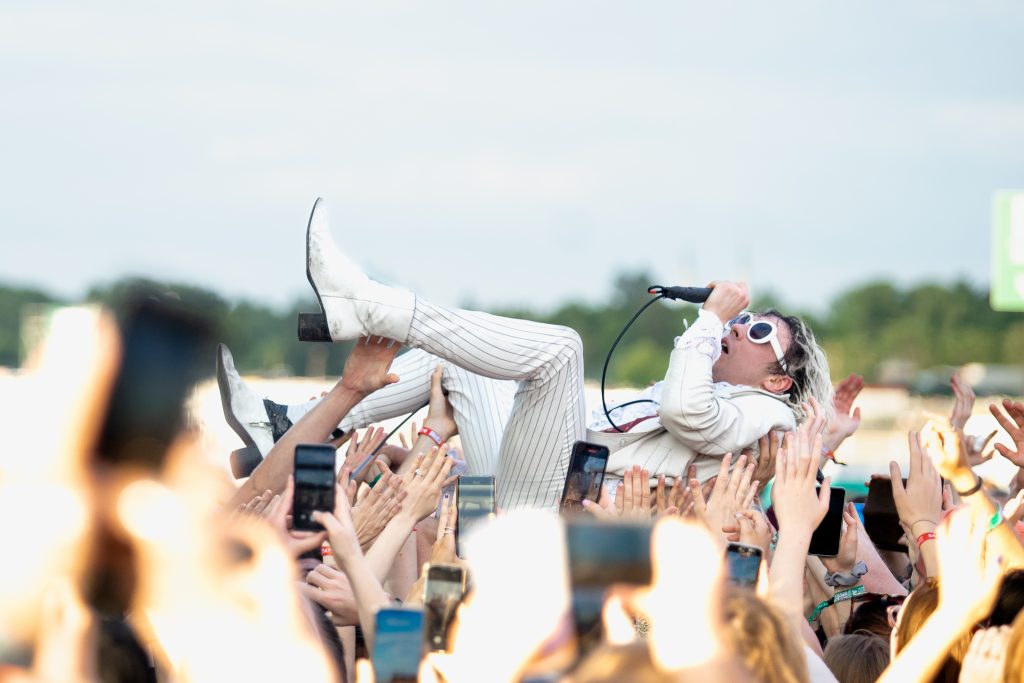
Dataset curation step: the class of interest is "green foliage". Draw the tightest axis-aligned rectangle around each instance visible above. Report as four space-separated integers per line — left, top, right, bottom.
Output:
0 274 1020 385
0 283 61 366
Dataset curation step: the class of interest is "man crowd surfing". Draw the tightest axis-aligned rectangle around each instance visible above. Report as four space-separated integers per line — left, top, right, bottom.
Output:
3 198 1024 683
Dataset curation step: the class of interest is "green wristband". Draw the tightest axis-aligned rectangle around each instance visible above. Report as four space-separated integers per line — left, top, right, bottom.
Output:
808 585 866 624
989 509 1005 532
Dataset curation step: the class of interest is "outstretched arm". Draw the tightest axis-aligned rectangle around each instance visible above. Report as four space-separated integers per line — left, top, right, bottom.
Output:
229 336 401 508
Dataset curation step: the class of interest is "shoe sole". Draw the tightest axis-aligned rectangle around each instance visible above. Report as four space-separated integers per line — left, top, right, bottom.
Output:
298 198 334 342
216 344 258 449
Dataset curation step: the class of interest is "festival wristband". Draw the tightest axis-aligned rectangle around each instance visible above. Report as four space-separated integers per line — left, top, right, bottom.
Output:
418 426 444 446
988 509 1005 532
808 585 866 624
916 531 936 547
955 474 983 497
368 472 383 489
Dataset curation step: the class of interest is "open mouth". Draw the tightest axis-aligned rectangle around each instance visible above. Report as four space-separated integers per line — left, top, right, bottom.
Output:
721 339 729 354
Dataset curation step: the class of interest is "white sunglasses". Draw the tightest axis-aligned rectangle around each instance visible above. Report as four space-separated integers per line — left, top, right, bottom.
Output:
726 312 789 373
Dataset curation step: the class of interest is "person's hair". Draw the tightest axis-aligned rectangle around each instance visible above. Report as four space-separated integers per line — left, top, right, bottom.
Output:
758 309 834 424
988 568 1024 627
570 642 697 683
894 580 970 683
823 632 889 683
844 598 897 641
720 587 810 683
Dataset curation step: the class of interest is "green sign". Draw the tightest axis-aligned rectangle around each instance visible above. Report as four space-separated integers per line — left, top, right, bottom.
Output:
992 190 1024 311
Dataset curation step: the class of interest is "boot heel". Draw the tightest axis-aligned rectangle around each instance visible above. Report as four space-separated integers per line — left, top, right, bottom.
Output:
297 312 332 341
229 445 264 479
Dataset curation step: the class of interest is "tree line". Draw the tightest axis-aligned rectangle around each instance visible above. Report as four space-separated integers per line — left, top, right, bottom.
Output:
1 274 1021 391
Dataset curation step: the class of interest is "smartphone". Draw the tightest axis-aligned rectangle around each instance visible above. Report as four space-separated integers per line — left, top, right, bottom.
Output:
292 444 337 531
423 563 467 652
566 518 652 656
808 487 846 557
455 476 496 558
863 477 909 552
559 441 610 514
373 607 425 683
725 542 763 588
96 297 215 469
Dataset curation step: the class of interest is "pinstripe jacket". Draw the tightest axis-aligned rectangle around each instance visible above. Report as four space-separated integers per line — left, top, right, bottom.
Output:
592 311 797 485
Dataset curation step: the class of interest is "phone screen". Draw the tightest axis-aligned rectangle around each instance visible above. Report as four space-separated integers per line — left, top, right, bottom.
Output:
808 487 846 557
725 543 762 588
566 519 652 656
456 476 495 558
96 297 214 469
863 478 909 552
423 564 466 652
373 607 425 683
559 441 610 514
292 444 336 531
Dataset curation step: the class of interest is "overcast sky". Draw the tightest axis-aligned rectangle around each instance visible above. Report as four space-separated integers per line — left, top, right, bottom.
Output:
2 1 1023 314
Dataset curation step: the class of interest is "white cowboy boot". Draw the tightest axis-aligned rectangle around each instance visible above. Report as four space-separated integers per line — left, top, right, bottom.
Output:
298 198 415 343
217 344 277 472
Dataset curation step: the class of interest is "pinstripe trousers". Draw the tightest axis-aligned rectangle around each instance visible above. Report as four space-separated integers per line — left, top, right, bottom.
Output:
290 300 586 510
406 299 586 511
287 348 517 478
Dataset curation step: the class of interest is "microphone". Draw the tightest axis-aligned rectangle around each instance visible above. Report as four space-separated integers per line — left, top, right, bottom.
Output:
647 285 713 303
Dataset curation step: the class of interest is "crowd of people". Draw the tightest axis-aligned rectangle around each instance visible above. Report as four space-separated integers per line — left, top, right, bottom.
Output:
3 198 1024 683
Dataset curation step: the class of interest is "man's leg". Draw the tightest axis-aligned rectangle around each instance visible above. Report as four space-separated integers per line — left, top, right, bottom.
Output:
284 349 516 476
407 300 586 511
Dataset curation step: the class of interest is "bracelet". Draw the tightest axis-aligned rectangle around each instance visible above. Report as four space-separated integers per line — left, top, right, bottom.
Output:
418 426 444 446
368 472 383 489
824 561 868 588
808 585 866 623
988 509 1004 532
916 531 936 547
956 474 984 497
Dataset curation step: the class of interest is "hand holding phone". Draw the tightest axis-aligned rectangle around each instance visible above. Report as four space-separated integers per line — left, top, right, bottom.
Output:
566 518 652 657
559 441 610 514
293 444 337 531
373 607 425 683
423 563 467 652
725 542 762 588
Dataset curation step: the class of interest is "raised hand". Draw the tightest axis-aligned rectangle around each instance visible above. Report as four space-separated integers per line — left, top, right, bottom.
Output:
423 364 458 441
890 432 943 540
339 335 401 396
341 426 388 480
958 626 1011 683
691 453 758 543
822 502 860 575
402 447 455 522
723 508 773 555
770 426 831 539
950 373 975 431
935 508 1005 625
584 467 653 520
990 399 1024 467
301 564 360 627
617 465 653 520
351 459 406 549
267 475 328 558
825 373 863 448
747 430 783 494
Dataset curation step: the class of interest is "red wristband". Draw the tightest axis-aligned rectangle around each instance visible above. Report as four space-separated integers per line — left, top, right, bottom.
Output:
418 426 443 446
916 531 936 547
